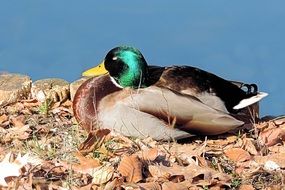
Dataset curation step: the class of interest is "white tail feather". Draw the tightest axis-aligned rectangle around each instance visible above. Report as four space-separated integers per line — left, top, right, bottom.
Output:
233 92 268 110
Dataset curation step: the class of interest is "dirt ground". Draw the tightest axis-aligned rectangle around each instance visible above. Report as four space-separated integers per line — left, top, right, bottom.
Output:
0 99 284 190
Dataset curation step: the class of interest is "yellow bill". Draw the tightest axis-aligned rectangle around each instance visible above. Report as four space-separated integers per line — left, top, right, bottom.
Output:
82 61 108 77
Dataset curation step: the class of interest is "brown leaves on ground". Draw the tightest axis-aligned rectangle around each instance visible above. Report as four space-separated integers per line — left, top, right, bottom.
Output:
258 117 285 146
79 129 111 154
65 152 101 174
118 155 143 183
1 99 285 189
140 148 159 161
0 114 8 125
0 152 41 187
224 148 251 162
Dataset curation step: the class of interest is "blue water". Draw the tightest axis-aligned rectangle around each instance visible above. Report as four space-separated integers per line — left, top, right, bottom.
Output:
0 1 284 116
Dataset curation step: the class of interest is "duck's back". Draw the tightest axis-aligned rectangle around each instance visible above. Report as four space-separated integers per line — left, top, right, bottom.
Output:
147 65 252 113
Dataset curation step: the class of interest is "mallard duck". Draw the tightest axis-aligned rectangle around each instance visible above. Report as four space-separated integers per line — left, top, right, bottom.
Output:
73 46 268 140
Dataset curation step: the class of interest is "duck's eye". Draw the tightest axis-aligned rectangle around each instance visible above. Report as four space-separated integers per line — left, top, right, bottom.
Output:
112 57 118 60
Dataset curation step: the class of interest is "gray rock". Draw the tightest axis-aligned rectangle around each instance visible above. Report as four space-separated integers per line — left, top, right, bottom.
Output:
0 73 32 107
70 77 89 101
31 78 70 103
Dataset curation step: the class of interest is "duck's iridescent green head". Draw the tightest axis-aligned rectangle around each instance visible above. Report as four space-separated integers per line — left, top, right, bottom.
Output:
83 46 149 88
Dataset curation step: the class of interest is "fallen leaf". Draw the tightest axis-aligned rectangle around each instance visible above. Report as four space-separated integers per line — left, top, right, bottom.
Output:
140 148 159 161
255 121 269 130
170 144 200 157
0 153 30 187
0 114 8 125
51 106 72 115
273 116 285 126
61 99 73 107
11 115 25 127
226 135 238 143
259 128 285 146
242 138 258 155
2 125 31 142
169 144 205 165
104 178 122 190
21 99 40 107
138 182 161 190
117 155 143 183
71 152 101 174
79 129 111 154
148 163 202 181
148 165 172 179
234 160 259 175
191 167 231 187
224 148 251 162
268 145 285 153
51 101 61 109
161 181 189 190
92 165 114 185
254 153 285 168
239 184 255 190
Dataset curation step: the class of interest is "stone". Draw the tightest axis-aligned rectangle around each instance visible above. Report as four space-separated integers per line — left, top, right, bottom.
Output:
70 77 89 101
0 73 32 107
31 78 70 103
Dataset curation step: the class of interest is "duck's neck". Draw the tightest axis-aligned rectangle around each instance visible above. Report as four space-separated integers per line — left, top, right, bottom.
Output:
113 66 149 89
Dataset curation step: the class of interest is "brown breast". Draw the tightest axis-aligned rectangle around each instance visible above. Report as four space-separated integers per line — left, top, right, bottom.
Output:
73 75 121 132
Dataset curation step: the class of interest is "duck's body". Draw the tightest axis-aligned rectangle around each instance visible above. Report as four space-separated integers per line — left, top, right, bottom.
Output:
73 46 267 140
145 65 256 113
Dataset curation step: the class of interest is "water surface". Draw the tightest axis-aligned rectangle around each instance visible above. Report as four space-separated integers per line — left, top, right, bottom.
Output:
1 1 284 116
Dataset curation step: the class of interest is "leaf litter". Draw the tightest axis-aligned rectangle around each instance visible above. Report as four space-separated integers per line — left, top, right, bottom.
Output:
0 99 285 189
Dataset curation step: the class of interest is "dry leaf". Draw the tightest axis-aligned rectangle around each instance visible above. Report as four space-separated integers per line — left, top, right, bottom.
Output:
0 114 8 125
170 144 200 157
3 125 31 142
254 153 285 168
61 99 73 107
148 163 201 181
268 145 285 153
92 165 114 185
11 115 25 127
117 155 143 183
51 105 72 115
255 121 269 130
71 152 101 174
21 99 40 107
148 165 171 179
0 153 30 187
273 116 285 126
169 144 205 165
79 129 111 154
224 148 251 162
104 178 122 190
162 181 188 190
138 182 161 190
242 138 258 155
259 128 285 146
191 167 231 187
226 135 238 143
141 148 159 161
239 184 255 190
